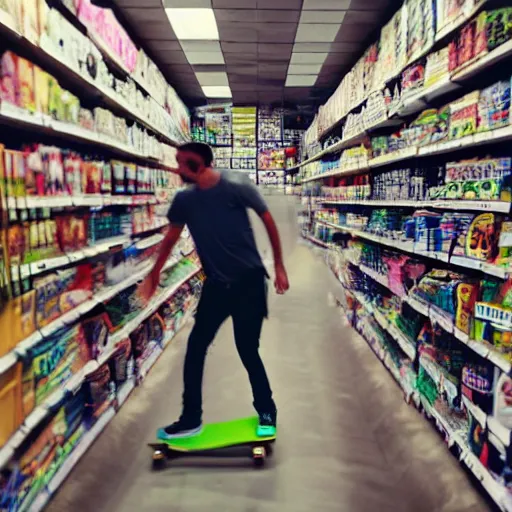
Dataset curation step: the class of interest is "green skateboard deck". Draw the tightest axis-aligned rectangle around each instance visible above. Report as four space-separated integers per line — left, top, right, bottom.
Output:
149 416 276 467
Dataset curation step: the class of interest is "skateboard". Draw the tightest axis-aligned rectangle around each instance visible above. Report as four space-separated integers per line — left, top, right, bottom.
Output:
148 416 276 469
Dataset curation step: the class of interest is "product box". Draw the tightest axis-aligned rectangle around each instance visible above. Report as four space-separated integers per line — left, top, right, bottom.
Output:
0 362 23 447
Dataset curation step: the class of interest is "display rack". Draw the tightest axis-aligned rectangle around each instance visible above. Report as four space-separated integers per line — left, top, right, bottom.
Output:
0 1 200 510
300 2 512 510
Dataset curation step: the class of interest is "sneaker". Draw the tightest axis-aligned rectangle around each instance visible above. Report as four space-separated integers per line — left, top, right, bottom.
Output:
156 418 202 440
257 412 277 437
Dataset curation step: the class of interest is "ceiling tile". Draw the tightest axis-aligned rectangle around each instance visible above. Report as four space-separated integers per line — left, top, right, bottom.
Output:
221 42 257 54
322 53 352 66
215 9 258 22
334 22 374 41
146 40 182 51
212 0 256 7
293 42 332 52
257 9 300 22
288 63 323 74
226 65 258 76
285 75 317 86
195 71 230 86
302 0 351 8
290 52 328 64
192 64 227 73
180 41 222 52
218 25 258 42
258 63 287 73
256 84 282 92
158 51 190 64
257 53 289 64
224 54 254 66
330 41 362 52
163 0 212 6
343 10 382 23
230 83 258 91
123 8 165 22
257 0 302 8
349 0 392 9
185 51 226 64
116 0 162 6
319 64 347 77
161 63 195 74
232 92 259 104
294 24 340 42
229 74 258 84
299 11 346 23
258 43 293 55
135 22 177 40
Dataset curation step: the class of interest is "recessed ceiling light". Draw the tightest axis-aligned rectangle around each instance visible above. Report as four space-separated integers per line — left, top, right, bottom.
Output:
202 86 232 98
165 8 219 40
294 23 340 43
285 75 317 87
195 72 229 86
288 64 323 74
290 52 328 64
302 0 350 9
185 51 225 65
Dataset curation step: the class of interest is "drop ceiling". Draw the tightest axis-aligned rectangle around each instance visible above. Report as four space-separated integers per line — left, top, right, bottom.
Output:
114 0 399 107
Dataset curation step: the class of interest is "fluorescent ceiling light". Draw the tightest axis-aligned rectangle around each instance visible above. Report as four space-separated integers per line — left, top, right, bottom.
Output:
288 63 323 74
165 0 212 6
302 0 350 9
202 86 232 97
195 71 229 86
285 75 317 87
294 24 340 43
300 11 346 23
290 52 328 64
180 41 222 52
165 8 219 40
293 43 332 52
185 51 225 64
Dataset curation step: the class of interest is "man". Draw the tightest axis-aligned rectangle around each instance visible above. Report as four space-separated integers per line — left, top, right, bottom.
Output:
141 142 289 439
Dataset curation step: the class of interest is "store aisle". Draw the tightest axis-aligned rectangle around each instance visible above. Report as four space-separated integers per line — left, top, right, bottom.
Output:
46 195 490 512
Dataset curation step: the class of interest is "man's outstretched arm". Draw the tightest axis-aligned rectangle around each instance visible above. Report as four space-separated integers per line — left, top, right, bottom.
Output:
260 211 289 295
140 224 184 300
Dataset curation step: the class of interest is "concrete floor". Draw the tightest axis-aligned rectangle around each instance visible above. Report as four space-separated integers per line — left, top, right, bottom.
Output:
46 195 491 512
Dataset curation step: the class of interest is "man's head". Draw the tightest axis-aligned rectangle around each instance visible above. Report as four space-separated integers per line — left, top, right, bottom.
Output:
177 142 214 184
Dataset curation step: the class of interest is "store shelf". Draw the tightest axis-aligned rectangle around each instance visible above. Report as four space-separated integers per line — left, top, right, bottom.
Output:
105 265 201 354
302 233 330 248
0 15 181 147
316 1 492 143
321 198 511 214
435 0 487 42
0 102 162 163
0 266 199 474
16 223 166 280
346 256 512 375
316 219 510 280
1 252 183 379
301 161 370 183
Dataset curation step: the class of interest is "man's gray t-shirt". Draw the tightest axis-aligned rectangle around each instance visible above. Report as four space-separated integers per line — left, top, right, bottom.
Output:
167 172 268 283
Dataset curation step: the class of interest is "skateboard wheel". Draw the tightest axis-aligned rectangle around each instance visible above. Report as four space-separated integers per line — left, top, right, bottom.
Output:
153 450 165 461
152 450 166 470
252 446 266 467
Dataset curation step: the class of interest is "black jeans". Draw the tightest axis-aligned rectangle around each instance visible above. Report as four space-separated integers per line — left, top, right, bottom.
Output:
181 269 276 422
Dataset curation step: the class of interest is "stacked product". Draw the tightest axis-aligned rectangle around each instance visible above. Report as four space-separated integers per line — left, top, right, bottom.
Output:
0 0 201 510
299 0 512 507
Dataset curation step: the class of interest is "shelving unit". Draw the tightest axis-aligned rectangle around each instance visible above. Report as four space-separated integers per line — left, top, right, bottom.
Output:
0 2 201 510
299 2 512 510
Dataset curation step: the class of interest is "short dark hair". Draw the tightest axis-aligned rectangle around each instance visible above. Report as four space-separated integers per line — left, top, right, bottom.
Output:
178 142 214 167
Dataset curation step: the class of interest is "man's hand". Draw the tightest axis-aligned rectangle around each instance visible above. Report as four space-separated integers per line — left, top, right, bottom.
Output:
274 263 289 295
139 268 160 302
